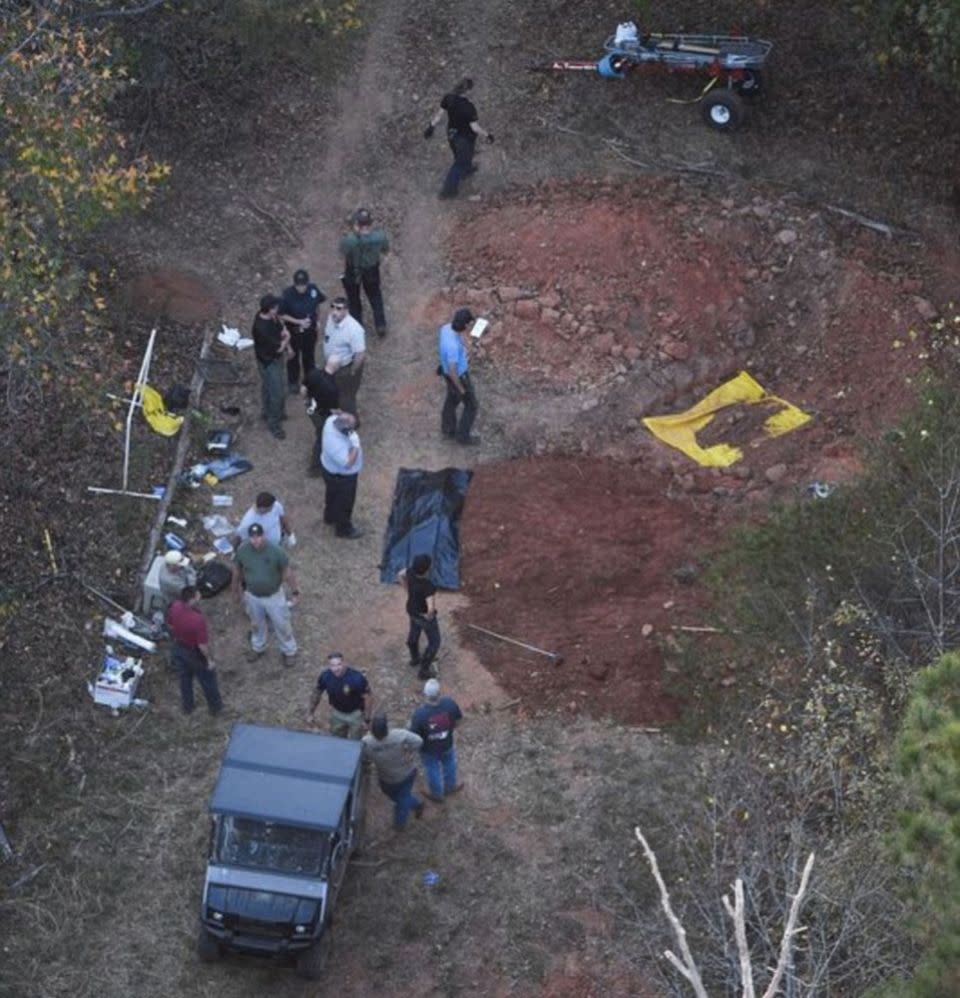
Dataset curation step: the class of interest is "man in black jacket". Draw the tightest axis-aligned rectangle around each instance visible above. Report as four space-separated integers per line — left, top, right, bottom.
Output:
423 78 495 199
252 294 290 440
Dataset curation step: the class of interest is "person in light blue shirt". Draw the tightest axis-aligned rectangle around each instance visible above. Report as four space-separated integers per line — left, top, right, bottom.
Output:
437 307 479 446
320 413 364 539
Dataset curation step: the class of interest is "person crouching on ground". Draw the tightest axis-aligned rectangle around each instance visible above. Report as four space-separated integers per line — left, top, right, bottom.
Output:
320 412 363 539
398 553 441 679
361 712 425 829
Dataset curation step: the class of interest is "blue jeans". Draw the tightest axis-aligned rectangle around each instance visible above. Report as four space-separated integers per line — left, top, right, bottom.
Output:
379 769 422 828
421 747 458 798
407 613 441 666
441 131 477 197
172 643 222 714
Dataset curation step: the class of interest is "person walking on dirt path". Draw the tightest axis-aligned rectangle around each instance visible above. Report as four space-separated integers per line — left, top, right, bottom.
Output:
398 553 440 679
423 77 494 199
231 522 300 667
438 307 480 445
361 713 425 829
304 355 341 474
233 491 296 550
252 294 291 440
322 296 365 419
158 549 197 611
166 585 223 716
307 652 372 739
410 678 464 803
319 412 364 539
339 209 390 337
280 268 326 393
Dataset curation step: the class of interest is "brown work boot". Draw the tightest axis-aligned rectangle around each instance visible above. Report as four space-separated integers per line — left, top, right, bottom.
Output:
245 647 265 663
447 783 465 796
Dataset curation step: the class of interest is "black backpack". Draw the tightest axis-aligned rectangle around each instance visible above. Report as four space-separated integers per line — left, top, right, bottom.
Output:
197 561 232 598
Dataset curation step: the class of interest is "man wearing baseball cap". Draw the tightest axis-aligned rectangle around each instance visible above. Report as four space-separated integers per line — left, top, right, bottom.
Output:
231 522 300 666
410 678 464 802
252 294 290 440
158 549 197 611
437 306 480 445
280 268 326 393
339 208 390 337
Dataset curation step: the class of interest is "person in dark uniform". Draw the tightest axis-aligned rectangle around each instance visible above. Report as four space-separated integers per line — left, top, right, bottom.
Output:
166 585 223 715
339 209 390 337
397 553 441 679
423 78 494 199
252 294 290 440
280 268 326 393
307 652 372 740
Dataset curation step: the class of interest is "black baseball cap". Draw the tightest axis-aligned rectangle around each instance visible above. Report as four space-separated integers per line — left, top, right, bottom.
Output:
248 523 264 537
293 269 309 285
354 208 372 226
452 307 474 331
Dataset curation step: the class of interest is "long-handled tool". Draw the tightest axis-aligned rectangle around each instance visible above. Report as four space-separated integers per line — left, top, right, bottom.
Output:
464 623 564 666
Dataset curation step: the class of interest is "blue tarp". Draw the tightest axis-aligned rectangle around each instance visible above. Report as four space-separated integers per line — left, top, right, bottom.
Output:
379 468 473 590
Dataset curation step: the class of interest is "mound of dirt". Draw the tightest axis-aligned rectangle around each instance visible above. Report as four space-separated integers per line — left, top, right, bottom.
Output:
457 455 719 725
125 267 220 323
443 177 935 440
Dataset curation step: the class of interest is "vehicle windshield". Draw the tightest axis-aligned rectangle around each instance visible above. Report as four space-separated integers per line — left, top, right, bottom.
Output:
215 816 329 876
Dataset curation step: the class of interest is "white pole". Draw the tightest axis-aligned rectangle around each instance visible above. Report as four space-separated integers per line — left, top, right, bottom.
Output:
122 327 157 491
86 487 163 500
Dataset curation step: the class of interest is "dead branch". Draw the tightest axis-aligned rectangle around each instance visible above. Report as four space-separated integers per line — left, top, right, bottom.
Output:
825 205 911 239
635 828 709 998
723 880 756 998
241 194 303 247
759 852 815 998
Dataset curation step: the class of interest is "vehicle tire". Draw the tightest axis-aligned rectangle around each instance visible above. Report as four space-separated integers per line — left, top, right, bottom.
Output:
701 90 745 131
350 773 369 857
197 926 222 963
295 929 333 980
735 69 764 98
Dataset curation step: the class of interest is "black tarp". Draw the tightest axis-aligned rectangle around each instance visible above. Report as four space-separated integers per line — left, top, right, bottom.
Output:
379 468 473 590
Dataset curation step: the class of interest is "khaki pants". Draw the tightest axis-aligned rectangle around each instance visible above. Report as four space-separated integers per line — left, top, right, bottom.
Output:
329 707 364 740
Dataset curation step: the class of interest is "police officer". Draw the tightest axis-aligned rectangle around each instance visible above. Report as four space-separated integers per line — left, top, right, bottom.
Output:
423 78 494 199
438 307 480 445
280 269 327 393
307 652 372 740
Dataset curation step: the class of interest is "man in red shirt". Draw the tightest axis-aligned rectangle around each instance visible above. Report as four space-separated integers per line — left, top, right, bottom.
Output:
166 585 223 715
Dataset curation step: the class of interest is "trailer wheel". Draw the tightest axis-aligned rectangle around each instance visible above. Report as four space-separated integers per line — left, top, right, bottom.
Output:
735 69 764 98
296 929 333 980
197 926 222 963
701 90 745 131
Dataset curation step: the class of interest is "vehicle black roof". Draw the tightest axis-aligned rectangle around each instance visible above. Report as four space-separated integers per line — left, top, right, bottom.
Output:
209 723 363 832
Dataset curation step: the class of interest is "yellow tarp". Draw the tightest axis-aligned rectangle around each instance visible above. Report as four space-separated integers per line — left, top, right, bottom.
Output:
643 371 811 467
138 383 184 437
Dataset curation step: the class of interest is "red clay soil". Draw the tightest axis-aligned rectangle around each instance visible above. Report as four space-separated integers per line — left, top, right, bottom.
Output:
443 177 956 725
457 456 716 725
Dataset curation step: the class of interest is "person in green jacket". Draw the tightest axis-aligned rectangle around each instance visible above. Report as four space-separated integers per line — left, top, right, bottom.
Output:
339 208 390 337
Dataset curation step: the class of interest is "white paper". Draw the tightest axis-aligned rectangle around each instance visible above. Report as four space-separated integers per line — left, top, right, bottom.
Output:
471 318 489 339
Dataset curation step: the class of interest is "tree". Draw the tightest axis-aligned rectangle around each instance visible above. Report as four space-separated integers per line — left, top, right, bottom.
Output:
1 2 169 410
893 651 960 996
635 826 814 998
